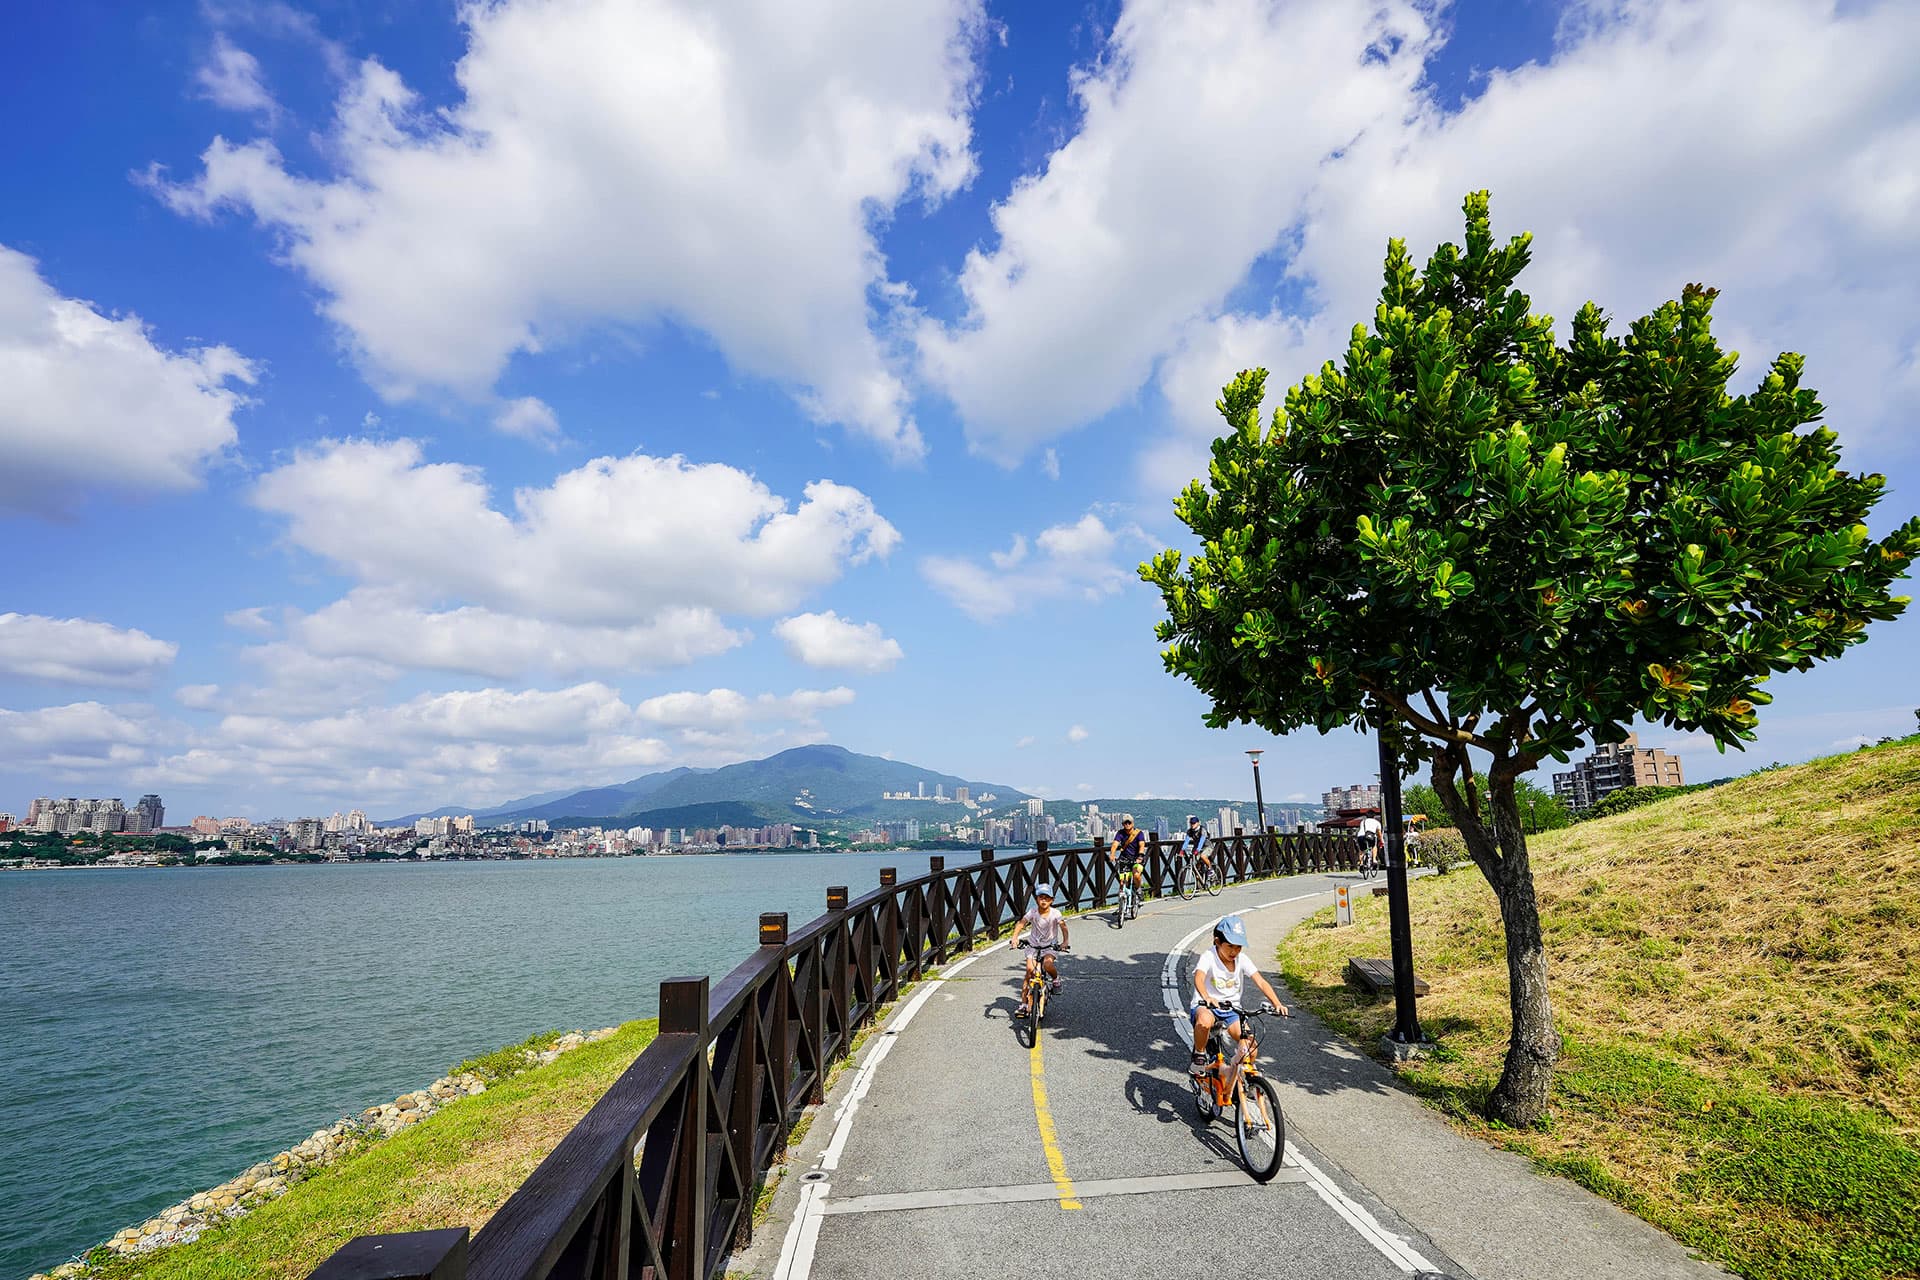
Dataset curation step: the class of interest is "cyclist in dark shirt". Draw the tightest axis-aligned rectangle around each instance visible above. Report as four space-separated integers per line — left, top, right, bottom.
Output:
1107 814 1150 903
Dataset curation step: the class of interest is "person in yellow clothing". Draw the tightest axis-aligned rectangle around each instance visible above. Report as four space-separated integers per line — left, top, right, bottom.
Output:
1107 814 1151 904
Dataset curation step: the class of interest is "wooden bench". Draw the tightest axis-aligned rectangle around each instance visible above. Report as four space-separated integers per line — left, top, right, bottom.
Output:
1346 956 1430 997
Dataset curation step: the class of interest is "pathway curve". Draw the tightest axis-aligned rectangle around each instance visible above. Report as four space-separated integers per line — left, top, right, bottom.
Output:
742 873 1728 1280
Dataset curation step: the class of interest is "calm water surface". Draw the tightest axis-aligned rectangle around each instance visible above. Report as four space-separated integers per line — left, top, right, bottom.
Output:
0 853 952 1279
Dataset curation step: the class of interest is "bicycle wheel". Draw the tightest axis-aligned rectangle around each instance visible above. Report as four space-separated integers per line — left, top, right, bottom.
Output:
1191 1070 1219 1121
1015 980 1037 1048
1203 863 1222 897
1235 1075 1286 1182
1178 862 1195 901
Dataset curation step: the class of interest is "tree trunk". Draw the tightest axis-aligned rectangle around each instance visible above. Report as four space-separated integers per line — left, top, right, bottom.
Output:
1431 751 1560 1127
1486 851 1558 1127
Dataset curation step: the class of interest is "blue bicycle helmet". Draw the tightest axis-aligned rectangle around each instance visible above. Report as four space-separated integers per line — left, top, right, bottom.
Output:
1215 914 1248 946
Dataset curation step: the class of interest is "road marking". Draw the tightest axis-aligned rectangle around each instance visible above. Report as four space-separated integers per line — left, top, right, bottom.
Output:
1160 887 1443 1276
1027 1020 1082 1209
821 1168 1306 1216
775 946 991 1280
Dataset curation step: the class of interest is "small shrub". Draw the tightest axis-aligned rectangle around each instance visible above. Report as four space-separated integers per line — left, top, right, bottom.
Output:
1418 827 1469 875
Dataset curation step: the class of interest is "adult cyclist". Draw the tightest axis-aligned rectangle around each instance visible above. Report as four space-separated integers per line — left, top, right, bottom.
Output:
1107 814 1150 910
1189 913 1289 1076
1181 814 1213 878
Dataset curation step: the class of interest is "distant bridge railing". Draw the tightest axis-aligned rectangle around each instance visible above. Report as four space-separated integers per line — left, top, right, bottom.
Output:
308 829 1362 1280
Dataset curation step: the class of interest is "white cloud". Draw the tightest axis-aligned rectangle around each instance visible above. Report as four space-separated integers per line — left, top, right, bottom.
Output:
916 0 1437 461
253 439 900 626
1152 0 1920 489
492 396 560 442
1067 724 1089 743
0 615 178 688
151 0 987 459
0 245 254 513
0 701 158 774
1041 448 1060 480
197 34 277 118
1015 735 1035 748
773 611 904 672
223 607 277 635
921 510 1139 621
635 686 855 728
293 590 746 679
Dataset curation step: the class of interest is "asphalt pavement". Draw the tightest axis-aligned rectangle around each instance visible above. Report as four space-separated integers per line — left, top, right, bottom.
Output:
738 872 1728 1280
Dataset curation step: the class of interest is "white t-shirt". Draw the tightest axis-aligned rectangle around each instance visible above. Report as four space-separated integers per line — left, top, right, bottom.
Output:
1194 947 1259 1006
1358 816 1382 843
1020 907 1066 948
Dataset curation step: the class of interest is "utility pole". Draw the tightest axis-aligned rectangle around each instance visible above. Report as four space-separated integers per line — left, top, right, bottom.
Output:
1246 749 1267 833
1378 723 1428 1056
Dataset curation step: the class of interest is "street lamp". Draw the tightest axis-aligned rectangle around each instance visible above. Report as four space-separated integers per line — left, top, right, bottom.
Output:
1245 749 1267 834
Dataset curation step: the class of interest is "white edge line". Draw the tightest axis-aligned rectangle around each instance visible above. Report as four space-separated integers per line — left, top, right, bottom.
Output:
773 945 991 1280
1161 886 1438 1276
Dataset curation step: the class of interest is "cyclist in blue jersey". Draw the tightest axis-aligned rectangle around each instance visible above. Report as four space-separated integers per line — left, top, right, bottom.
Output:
1181 814 1213 876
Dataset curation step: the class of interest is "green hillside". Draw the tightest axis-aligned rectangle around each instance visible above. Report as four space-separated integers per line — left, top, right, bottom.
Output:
1278 737 1920 1280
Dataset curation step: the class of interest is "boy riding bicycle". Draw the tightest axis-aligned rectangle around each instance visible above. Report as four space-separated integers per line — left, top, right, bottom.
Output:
1189 913 1289 1076
1107 814 1150 902
1008 883 1069 1018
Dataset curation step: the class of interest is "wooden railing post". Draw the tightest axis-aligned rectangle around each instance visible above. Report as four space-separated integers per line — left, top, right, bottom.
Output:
310 1228 468 1280
879 869 900 1002
927 856 948 964
760 913 792 1127
826 887 850 1056
660 977 709 1280
979 849 1005 938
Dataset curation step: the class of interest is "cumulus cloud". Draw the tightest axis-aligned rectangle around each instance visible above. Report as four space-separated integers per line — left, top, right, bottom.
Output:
196 34 278 118
0 701 158 774
1067 724 1089 743
0 614 178 688
1152 0 1920 488
0 246 254 513
151 0 987 459
635 686 856 728
916 0 1437 461
921 510 1141 621
492 396 560 442
292 590 745 680
253 439 900 625
773 611 904 672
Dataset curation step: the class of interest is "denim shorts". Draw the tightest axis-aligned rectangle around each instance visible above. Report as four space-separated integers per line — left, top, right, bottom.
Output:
1190 1003 1240 1030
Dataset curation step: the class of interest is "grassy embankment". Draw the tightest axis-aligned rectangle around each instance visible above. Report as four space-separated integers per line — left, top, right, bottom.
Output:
1278 737 1920 1280
85 1023 658 1280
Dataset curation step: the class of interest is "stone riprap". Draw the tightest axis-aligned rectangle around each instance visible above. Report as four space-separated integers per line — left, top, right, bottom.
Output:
28 1027 619 1280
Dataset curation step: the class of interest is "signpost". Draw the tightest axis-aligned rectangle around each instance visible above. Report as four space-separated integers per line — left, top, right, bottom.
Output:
1335 884 1353 926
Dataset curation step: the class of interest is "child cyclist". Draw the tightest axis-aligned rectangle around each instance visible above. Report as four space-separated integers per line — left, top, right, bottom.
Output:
1189 914 1289 1076
1008 883 1070 1018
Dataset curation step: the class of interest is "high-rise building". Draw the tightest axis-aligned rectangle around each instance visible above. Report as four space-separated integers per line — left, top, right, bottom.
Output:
1552 733 1684 811
1026 797 1044 818
191 816 221 837
1322 783 1382 812
955 787 970 805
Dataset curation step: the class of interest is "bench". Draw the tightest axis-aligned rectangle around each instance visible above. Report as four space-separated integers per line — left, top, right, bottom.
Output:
1345 956 1430 997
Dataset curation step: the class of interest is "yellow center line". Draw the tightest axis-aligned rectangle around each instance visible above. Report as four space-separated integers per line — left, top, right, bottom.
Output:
1027 1016 1082 1210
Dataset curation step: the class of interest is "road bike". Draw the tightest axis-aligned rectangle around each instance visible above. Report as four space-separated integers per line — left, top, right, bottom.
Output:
1176 849 1221 900
1014 943 1068 1046
1189 1002 1290 1181
1111 861 1144 927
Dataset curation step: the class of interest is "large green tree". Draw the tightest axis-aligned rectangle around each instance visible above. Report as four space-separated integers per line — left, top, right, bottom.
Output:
1142 192 1917 1125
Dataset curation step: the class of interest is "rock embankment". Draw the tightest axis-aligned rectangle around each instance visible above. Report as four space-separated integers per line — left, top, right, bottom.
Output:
30 1027 618 1280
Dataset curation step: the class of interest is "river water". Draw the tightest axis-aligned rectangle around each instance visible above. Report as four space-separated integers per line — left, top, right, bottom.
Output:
0 852 963 1279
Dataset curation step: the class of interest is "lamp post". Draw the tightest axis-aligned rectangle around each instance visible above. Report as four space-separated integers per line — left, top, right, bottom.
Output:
1378 722 1427 1056
1245 749 1267 834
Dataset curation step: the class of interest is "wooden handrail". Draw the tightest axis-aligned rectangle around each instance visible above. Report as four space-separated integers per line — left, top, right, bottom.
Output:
307 831 1360 1280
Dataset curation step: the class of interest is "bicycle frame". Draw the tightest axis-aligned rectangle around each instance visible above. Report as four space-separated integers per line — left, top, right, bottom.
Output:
1206 1007 1275 1106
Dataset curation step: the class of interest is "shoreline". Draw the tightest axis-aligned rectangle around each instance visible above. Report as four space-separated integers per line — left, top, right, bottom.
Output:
24 1028 619 1280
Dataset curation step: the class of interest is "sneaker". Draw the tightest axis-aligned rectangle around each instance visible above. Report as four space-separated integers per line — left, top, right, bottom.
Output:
1016 1004 1031 1020
1048 979 1061 994
1189 1052 1211 1077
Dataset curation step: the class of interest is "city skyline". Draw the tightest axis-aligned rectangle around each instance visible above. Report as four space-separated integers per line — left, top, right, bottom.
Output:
3 2 1915 820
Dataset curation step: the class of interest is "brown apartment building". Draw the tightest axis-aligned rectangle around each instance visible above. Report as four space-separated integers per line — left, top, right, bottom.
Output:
1551 732 1685 812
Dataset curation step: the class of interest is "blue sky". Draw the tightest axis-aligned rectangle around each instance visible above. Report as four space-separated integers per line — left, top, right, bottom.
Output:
3 0 1916 821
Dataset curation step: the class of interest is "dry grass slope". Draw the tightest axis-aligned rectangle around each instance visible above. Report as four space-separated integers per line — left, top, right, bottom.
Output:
1278 737 1920 1280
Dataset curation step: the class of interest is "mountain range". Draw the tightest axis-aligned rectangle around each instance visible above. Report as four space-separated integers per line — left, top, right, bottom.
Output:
386 745 1032 830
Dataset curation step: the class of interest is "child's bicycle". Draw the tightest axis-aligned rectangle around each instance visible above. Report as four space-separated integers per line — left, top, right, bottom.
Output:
1176 850 1221 900
1190 1001 1290 1181
1014 943 1068 1046
1112 862 1145 928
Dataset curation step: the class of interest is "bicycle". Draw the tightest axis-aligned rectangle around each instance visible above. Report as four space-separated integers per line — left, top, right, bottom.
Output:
1358 842 1380 880
1111 860 1144 927
1014 943 1068 1046
1176 849 1221 900
1189 1002 1290 1181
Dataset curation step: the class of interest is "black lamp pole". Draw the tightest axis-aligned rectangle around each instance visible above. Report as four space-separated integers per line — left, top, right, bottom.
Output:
1379 723 1426 1051
1246 749 1268 833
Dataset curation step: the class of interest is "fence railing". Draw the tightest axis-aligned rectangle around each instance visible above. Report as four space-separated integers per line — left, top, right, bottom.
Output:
308 829 1361 1280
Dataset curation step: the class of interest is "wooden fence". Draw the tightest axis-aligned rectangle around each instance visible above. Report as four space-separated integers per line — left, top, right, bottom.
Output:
309 829 1361 1280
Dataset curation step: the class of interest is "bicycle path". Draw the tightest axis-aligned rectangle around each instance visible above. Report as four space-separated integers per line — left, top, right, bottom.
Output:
741 873 1728 1280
